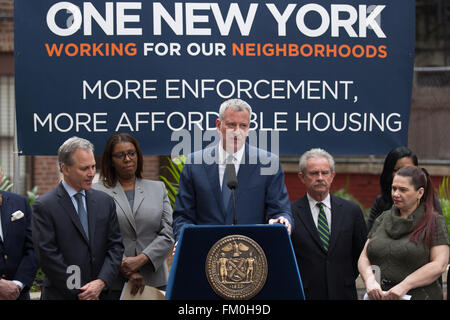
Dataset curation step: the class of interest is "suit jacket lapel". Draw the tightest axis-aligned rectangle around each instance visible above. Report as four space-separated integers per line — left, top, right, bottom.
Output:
110 183 137 232
133 179 145 215
328 195 344 254
294 196 326 253
56 183 89 244
85 189 97 245
236 144 258 189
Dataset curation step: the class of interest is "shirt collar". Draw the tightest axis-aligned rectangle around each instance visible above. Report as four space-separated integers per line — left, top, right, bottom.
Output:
218 141 245 165
306 193 331 210
62 179 86 198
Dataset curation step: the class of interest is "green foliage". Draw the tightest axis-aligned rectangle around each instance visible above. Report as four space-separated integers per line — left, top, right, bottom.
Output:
438 177 450 240
27 186 39 207
438 176 450 201
0 181 38 207
0 175 13 192
30 268 45 293
0 167 38 206
160 155 186 208
440 199 450 238
332 177 370 223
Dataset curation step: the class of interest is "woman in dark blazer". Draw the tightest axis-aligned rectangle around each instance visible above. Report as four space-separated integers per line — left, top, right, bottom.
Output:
93 133 174 299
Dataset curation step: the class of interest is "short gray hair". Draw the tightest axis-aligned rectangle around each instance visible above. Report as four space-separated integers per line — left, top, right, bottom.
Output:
299 148 335 173
58 136 94 171
218 98 252 120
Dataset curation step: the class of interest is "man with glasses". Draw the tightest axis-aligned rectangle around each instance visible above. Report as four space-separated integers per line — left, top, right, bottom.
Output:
290 148 367 300
32 136 124 300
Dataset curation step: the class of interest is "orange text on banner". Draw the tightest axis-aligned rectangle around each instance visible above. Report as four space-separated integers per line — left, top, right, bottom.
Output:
232 43 387 59
45 43 138 57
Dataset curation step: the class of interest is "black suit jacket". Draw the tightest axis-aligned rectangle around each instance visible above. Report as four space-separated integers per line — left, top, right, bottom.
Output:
32 183 124 300
0 191 38 300
291 194 367 300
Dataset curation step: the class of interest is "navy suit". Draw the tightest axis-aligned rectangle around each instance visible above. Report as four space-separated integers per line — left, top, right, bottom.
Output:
32 183 124 300
0 191 38 300
173 144 293 241
291 194 367 300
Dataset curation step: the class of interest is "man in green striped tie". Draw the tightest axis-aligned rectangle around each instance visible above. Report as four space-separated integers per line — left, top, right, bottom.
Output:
290 148 367 300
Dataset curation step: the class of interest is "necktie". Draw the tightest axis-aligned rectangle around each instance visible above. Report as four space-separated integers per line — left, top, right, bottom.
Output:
222 155 235 210
74 193 89 239
317 202 330 252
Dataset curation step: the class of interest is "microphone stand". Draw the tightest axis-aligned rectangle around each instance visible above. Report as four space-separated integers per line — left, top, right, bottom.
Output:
225 162 238 225
231 189 237 225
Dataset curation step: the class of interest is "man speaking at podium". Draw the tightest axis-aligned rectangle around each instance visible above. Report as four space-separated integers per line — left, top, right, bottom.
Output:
172 98 292 242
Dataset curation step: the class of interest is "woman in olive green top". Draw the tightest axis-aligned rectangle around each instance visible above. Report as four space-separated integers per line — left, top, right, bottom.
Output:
358 166 449 300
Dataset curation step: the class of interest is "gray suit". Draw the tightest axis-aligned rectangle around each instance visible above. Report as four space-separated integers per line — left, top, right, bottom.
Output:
93 179 174 289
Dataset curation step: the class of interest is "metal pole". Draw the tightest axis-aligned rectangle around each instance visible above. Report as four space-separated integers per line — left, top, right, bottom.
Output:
13 98 21 194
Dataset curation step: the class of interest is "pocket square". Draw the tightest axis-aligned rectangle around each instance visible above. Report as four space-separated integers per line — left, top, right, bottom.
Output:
11 210 25 221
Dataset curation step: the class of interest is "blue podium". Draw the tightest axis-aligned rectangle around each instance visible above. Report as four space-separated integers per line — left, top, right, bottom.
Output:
166 224 305 300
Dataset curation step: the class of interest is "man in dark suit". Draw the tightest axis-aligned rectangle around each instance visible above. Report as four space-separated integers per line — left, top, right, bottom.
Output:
173 98 292 241
0 170 38 300
32 137 124 300
291 148 367 300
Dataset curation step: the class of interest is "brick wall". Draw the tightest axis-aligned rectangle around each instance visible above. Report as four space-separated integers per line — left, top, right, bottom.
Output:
33 155 161 196
0 0 14 52
32 153 445 206
33 156 60 195
285 171 445 210
285 172 379 208
142 156 160 181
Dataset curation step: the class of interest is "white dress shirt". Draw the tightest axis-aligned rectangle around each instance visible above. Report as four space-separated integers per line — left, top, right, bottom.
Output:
306 193 332 230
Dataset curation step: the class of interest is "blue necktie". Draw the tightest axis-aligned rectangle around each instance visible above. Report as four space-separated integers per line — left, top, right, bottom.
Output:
74 193 89 239
317 202 330 252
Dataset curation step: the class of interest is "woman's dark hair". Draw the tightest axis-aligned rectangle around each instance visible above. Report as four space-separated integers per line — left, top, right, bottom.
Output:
395 166 439 247
99 133 143 187
380 146 418 204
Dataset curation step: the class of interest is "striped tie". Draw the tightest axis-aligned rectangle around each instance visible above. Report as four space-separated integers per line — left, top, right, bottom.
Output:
317 202 330 252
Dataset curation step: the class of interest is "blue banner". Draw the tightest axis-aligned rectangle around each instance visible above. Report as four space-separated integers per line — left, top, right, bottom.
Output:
14 0 414 155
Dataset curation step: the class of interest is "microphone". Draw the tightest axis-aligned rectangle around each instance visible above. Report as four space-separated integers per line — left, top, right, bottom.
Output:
225 163 238 224
225 163 238 189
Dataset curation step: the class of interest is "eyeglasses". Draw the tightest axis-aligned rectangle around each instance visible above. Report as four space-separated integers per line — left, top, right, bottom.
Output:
112 151 137 160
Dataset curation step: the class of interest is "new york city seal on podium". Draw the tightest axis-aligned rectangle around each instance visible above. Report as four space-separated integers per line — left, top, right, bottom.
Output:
205 235 268 300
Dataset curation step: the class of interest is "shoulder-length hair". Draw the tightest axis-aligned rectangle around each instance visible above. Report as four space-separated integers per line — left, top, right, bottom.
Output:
395 166 439 247
99 133 143 188
380 146 418 203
